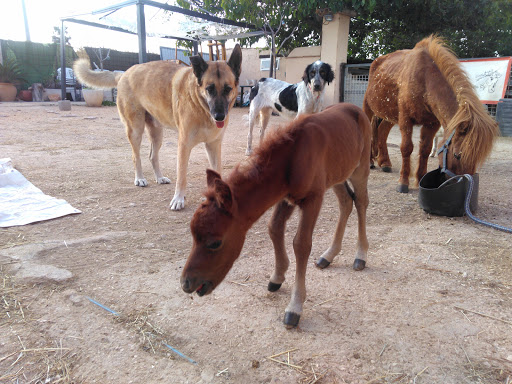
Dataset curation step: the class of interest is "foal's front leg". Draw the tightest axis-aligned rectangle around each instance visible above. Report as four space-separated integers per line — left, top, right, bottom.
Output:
284 197 322 328
268 200 295 291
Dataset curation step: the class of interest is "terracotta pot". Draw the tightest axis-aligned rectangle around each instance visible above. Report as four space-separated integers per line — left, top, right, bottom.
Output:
18 90 33 102
82 89 104 107
0 83 17 102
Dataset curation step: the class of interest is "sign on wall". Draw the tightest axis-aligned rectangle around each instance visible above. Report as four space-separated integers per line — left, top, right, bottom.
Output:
460 57 512 104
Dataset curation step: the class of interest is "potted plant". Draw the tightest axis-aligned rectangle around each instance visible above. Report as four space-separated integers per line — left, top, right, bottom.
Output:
82 87 104 107
0 57 26 102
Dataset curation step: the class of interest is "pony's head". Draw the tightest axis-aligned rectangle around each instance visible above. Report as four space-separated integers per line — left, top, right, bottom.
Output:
440 99 499 177
181 170 246 296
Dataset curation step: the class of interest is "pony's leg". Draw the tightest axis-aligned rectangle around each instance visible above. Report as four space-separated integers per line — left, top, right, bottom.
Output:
284 196 323 328
349 170 370 271
363 100 376 169
246 104 258 156
268 200 296 292
417 122 440 185
315 183 354 269
376 120 394 173
259 107 272 143
397 120 414 193
145 115 170 184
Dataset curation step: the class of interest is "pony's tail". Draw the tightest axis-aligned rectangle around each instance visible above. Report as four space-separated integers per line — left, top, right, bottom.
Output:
73 59 122 89
370 116 382 159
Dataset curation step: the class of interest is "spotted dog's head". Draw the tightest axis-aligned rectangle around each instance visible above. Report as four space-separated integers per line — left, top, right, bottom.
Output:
190 44 242 128
302 61 334 93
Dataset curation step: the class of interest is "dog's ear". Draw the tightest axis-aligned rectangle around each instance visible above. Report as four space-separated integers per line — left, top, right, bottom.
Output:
302 64 312 84
325 63 335 84
190 54 209 86
227 44 242 84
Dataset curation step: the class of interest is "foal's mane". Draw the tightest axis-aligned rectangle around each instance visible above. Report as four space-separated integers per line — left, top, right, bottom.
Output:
231 125 294 185
415 35 499 171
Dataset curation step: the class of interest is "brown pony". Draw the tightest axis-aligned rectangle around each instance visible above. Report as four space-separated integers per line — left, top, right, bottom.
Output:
363 35 499 193
181 103 371 328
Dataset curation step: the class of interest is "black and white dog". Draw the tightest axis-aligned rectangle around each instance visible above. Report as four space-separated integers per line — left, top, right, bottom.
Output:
246 60 334 155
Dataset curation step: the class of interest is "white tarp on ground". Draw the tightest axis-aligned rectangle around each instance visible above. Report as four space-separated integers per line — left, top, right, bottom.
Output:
0 158 81 228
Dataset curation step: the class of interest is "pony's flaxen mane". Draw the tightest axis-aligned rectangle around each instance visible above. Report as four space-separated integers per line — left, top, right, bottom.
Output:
415 35 499 171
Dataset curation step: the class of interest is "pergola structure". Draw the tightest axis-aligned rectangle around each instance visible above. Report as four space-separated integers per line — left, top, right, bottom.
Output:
58 0 262 99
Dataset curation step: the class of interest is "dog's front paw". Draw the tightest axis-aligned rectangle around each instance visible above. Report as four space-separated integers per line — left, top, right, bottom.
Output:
135 178 148 187
170 195 186 211
157 176 171 184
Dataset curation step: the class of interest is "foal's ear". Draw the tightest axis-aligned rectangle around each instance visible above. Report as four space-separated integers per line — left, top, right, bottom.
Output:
190 54 209 86
302 64 312 84
206 169 233 212
206 169 221 187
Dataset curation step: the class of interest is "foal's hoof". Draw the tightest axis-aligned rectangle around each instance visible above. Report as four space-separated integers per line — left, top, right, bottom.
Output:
267 282 282 292
283 312 300 328
353 259 366 271
381 166 392 173
370 163 376 169
315 257 331 269
396 184 409 193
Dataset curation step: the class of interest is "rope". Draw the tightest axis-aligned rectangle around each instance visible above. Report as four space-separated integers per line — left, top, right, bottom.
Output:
463 174 512 233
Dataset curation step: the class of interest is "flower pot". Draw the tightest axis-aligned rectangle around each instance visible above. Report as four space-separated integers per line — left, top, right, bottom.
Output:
0 83 17 102
82 89 104 107
18 90 32 102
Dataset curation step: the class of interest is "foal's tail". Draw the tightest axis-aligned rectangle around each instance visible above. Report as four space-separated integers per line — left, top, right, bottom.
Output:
345 182 356 201
73 59 122 89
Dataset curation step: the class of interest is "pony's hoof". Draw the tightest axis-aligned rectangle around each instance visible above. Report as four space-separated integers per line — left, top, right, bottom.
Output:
315 257 331 269
353 259 366 271
381 166 392 173
396 184 409 193
283 312 300 328
267 282 282 292
370 163 376 169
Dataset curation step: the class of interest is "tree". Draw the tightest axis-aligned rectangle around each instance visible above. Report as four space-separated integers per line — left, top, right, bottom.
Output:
176 0 512 62
52 26 71 45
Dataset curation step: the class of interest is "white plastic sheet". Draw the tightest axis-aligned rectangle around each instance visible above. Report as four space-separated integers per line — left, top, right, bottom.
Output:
0 158 81 228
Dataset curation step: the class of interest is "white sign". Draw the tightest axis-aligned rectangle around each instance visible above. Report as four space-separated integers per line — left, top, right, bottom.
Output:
460 57 512 104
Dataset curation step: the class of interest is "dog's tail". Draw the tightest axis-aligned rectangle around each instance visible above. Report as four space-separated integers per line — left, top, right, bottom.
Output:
73 59 122 89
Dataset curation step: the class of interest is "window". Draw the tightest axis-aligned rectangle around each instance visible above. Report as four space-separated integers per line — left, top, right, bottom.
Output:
260 58 280 71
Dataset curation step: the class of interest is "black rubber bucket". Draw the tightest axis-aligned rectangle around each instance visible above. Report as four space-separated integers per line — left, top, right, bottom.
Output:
418 168 479 217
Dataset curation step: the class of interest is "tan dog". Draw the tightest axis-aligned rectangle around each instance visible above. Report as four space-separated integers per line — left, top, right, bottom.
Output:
74 46 242 210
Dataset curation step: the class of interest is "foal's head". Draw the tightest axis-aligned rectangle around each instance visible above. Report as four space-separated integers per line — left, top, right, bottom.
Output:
181 170 246 296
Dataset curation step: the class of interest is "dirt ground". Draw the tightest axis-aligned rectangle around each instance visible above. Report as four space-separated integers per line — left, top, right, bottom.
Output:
0 102 511 384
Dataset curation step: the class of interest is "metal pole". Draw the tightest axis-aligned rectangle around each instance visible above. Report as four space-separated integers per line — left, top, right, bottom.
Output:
193 41 198 56
60 20 66 100
21 0 31 41
136 0 147 63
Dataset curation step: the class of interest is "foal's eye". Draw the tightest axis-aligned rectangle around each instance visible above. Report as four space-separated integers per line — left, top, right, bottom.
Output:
206 240 222 250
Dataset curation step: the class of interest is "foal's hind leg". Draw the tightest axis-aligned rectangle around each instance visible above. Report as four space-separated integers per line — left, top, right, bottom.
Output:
315 183 354 269
285 196 323 328
349 170 370 271
268 200 295 291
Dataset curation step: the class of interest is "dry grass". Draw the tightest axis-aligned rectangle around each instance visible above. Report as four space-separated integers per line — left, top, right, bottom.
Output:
0 267 79 383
